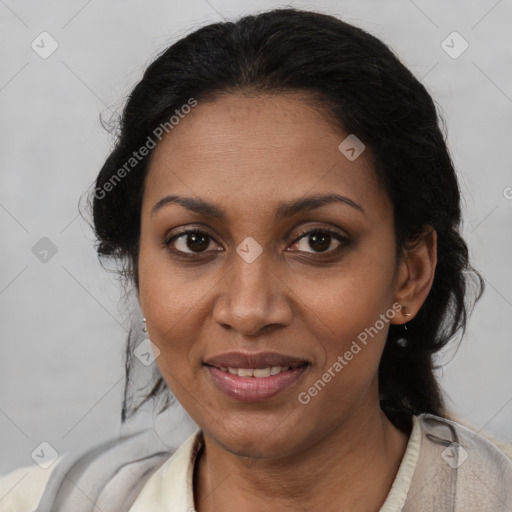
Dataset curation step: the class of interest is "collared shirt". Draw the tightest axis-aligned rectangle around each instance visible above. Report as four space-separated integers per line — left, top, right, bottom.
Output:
128 415 422 511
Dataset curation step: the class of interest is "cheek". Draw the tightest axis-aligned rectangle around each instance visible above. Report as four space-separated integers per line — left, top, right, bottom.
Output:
137 247 197 364
295 238 397 389
137 244 225 402
138 232 208 329
303 279 391 373
296 297 392 417
296 233 396 332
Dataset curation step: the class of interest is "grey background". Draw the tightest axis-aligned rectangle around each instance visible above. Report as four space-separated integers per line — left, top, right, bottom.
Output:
1 0 511 475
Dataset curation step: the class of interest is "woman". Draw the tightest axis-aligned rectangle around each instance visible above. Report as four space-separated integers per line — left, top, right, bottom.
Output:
1 7 511 512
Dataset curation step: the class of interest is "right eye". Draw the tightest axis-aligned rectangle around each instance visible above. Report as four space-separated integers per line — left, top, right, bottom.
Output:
164 229 222 258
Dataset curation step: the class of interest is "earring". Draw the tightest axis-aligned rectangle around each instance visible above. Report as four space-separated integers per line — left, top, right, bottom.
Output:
142 318 147 333
401 304 412 317
397 304 411 347
401 304 412 331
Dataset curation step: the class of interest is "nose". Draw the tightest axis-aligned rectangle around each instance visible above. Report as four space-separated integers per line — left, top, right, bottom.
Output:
212 249 293 337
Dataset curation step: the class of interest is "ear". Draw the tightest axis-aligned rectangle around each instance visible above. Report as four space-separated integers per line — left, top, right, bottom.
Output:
391 226 437 325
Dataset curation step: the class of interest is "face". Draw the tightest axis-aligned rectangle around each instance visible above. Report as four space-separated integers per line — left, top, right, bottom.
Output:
138 92 403 458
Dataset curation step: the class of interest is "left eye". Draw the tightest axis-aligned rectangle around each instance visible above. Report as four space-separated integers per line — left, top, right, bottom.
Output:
290 229 348 254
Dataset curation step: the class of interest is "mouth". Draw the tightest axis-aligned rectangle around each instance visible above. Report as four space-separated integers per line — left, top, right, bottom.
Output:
210 365 305 377
203 350 309 370
203 351 310 401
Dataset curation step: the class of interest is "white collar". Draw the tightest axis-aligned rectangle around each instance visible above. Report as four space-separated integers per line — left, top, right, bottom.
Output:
128 427 203 511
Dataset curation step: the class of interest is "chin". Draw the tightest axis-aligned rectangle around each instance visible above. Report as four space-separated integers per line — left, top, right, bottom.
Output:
205 413 312 459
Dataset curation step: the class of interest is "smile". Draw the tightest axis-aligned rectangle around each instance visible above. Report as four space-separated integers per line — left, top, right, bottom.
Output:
205 363 310 401
218 366 294 377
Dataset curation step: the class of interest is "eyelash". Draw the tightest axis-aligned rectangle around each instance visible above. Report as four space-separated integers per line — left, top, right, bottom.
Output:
163 227 351 260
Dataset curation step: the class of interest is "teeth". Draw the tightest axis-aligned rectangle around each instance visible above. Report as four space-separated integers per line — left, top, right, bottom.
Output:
253 368 271 378
221 366 292 377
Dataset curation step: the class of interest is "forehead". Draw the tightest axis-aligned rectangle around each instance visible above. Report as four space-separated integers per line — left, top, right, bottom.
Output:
143 92 388 220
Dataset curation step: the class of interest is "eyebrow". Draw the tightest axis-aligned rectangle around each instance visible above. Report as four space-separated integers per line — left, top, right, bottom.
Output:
151 193 365 220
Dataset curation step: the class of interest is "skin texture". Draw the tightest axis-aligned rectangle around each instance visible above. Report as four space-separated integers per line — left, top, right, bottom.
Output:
137 92 437 512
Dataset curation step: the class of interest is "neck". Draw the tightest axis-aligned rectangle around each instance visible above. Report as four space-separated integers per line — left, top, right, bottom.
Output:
193 399 410 512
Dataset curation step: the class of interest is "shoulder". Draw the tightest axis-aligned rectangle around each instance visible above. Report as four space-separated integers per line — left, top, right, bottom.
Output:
443 414 512 460
417 413 512 464
0 427 184 512
412 413 512 509
0 463 55 512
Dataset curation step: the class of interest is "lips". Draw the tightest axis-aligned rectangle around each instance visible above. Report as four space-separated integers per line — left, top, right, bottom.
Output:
203 351 310 401
203 351 309 370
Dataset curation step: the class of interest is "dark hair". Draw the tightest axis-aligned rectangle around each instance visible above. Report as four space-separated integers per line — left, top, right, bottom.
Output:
90 8 484 429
